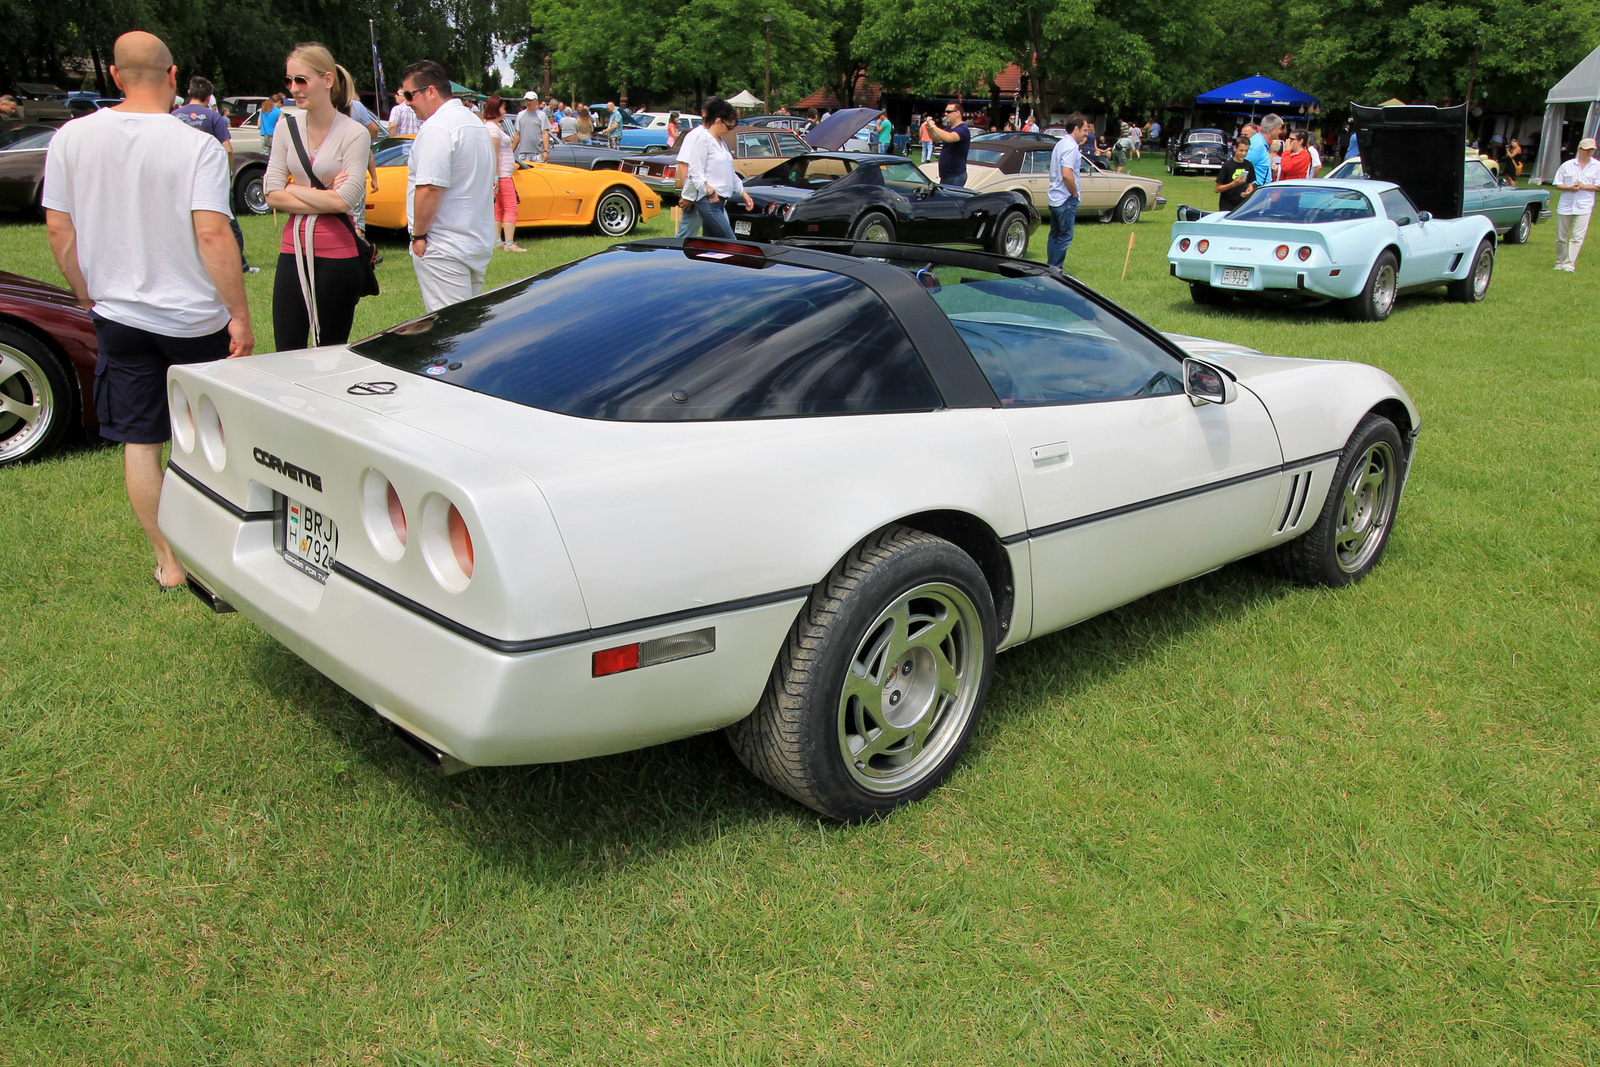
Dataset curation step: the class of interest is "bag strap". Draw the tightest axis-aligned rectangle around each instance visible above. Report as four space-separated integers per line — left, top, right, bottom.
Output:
284 114 368 250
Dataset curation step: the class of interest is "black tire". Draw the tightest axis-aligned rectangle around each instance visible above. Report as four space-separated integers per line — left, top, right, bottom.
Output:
1115 190 1142 224
0 323 75 466
1503 207 1534 245
234 166 269 216
727 526 998 821
1257 414 1405 587
1189 282 1232 306
1447 237 1494 303
989 209 1030 258
1344 250 1399 321
850 210 895 243
591 187 639 236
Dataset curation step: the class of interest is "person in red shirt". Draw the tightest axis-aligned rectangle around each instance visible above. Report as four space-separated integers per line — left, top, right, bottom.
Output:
1278 129 1313 181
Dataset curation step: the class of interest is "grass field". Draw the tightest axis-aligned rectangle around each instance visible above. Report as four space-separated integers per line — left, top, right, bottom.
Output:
2 161 1596 1065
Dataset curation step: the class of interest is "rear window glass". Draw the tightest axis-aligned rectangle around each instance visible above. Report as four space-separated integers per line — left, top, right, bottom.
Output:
1229 185 1374 223
352 246 941 421
967 148 1008 166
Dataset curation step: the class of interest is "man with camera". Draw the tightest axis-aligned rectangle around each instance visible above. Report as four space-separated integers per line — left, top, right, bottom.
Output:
921 103 972 187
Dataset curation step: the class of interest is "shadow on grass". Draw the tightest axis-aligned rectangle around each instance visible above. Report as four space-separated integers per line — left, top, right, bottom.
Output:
1163 287 1454 324
242 556 1298 881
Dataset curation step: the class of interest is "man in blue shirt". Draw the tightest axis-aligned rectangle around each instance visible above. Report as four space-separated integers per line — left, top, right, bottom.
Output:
923 103 971 186
173 76 255 273
1246 113 1282 187
1046 113 1092 268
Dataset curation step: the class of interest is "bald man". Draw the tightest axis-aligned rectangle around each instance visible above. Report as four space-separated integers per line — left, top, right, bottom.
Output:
43 31 254 592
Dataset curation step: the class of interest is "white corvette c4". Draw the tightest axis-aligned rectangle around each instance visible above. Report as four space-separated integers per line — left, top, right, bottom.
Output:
160 237 1420 820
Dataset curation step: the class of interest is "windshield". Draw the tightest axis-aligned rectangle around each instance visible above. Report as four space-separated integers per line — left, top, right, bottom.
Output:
1228 185 1374 223
373 139 412 167
352 246 940 421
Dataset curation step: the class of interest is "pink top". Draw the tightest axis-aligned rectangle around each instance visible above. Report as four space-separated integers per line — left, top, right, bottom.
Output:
264 111 367 259
278 211 359 257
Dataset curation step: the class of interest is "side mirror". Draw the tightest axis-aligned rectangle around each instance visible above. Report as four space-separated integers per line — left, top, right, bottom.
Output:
1185 358 1237 406
1417 211 1432 223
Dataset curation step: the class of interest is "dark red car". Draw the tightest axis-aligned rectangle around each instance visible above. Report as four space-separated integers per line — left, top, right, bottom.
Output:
0 271 97 464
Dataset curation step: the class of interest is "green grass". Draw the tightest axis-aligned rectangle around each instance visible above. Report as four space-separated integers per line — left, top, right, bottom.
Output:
1 161 1596 1064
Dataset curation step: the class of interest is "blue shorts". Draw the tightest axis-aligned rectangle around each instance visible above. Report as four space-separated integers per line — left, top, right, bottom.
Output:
92 314 230 444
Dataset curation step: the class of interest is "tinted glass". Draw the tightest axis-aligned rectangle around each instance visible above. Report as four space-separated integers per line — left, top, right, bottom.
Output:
352 247 941 421
878 161 932 192
736 132 777 158
1464 160 1498 189
910 266 1183 405
1229 185 1374 223
775 132 808 155
374 140 412 167
0 127 54 151
1379 188 1418 222
1190 131 1224 143
968 148 1008 166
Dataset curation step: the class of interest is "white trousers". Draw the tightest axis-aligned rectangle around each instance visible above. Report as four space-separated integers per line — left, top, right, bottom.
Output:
1555 212 1591 269
411 251 485 313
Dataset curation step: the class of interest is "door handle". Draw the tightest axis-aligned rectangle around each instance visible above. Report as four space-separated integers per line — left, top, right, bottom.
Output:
1030 441 1072 468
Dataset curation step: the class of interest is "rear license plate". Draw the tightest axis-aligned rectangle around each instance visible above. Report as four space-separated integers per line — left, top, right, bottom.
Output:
1220 267 1252 287
733 220 752 235
282 497 337 583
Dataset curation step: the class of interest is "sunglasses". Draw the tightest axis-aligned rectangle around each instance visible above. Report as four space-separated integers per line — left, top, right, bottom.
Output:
283 75 316 89
399 87 432 102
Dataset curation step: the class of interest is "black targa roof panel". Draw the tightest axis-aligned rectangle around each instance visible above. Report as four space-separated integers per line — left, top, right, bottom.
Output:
1352 102 1468 220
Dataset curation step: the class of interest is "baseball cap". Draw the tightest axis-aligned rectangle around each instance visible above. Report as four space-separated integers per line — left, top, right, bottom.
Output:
523 90 539 100
1580 137 1597 150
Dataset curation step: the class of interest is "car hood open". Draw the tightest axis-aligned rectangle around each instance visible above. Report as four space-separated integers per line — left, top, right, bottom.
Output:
805 108 882 151
1352 102 1467 220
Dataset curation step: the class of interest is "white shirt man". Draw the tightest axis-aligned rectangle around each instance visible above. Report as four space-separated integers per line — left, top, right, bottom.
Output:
1045 115 1090 268
1552 137 1600 272
402 67 496 311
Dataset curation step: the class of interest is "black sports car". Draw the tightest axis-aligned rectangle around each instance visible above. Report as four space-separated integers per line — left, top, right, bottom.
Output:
727 153 1038 257
1166 129 1229 175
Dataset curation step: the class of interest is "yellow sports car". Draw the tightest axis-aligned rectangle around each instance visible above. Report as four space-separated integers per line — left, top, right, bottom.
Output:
364 137 659 236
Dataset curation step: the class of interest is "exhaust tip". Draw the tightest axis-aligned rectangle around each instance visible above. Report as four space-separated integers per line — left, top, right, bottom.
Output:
391 723 474 775
186 574 235 614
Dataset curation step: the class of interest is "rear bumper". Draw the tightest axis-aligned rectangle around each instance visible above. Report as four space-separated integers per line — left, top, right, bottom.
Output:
159 473 804 767
1169 252 1365 299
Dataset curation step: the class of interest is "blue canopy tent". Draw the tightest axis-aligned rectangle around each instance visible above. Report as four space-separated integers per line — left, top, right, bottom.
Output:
1196 75 1319 116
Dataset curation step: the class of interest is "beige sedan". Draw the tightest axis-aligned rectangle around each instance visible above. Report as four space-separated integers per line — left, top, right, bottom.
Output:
920 136 1165 223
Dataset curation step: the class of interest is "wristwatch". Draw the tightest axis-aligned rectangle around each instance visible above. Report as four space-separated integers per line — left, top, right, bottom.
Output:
409 232 428 242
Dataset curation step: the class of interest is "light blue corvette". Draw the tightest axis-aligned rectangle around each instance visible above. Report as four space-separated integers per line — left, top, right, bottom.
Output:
1168 179 1496 321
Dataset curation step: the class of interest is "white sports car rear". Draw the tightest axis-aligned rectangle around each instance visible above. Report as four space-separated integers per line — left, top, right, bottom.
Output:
160 237 1420 820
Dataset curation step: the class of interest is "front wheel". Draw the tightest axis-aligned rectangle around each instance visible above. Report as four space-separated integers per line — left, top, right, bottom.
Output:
591 188 639 236
1447 237 1494 303
1258 414 1405 587
1504 208 1533 245
850 210 895 243
990 209 1029 257
727 526 997 821
0 324 75 466
234 167 269 216
1115 190 1142 224
1344 250 1398 321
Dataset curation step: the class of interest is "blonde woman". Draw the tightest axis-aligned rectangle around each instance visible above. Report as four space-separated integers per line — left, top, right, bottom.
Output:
263 43 370 349
482 96 524 251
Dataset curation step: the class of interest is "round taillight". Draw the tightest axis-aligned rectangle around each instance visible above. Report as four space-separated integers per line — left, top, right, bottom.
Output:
198 395 226 471
1179 238 1191 252
1297 245 1312 261
362 470 407 560
1275 245 1290 260
169 382 195 453
1197 239 1209 254
421 494 473 591
448 505 474 579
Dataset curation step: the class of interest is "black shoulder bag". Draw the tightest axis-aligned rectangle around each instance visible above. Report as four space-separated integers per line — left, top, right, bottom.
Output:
284 115 380 297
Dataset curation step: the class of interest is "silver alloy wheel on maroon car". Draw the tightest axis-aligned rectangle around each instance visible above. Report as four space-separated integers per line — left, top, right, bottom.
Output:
593 189 639 236
0 327 71 466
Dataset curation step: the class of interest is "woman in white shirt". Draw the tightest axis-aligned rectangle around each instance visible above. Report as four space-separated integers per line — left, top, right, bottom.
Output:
482 96 524 252
675 98 754 239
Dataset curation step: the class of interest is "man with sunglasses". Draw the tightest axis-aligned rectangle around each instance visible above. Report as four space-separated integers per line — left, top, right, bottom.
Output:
398 60 496 312
921 103 971 187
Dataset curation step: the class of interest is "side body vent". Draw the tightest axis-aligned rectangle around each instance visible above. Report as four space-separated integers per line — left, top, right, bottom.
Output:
1276 471 1315 534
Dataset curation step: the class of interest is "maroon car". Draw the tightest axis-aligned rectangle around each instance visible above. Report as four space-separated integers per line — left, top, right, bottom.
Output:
0 271 97 464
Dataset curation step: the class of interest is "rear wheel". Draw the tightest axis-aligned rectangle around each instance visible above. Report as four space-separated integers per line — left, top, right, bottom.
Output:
592 188 639 236
1504 208 1534 245
727 526 997 821
1115 190 1142 224
1344 250 1398 321
990 210 1029 257
234 166 269 216
1448 237 1494 303
1189 282 1232 306
851 211 895 243
0 324 75 466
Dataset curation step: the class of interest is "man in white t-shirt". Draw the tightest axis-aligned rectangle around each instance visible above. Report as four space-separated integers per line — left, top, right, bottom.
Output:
42 31 253 592
400 60 496 311
1552 137 1600 272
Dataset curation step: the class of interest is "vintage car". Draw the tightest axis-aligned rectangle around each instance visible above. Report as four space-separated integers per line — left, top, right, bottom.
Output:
617 111 701 150
363 137 658 236
741 114 816 135
1166 128 1229 175
544 141 632 170
916 136 1166 223
619 125 811 199
0 270 98 465
159 237 1419 821
1168 179 1496 319
728 153 1038 256
1323 155 1550 244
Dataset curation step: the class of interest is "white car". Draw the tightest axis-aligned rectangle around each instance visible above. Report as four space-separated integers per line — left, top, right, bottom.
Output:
160 238 1420 821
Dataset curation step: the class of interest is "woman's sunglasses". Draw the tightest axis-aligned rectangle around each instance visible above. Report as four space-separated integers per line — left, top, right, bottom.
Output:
284 75 315 89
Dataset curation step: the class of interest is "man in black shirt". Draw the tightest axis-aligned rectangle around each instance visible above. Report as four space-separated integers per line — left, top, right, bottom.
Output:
923 103 972 186
1216 138 1255 212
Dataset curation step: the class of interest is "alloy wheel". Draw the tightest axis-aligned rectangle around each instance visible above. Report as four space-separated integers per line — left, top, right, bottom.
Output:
1002 216 1028 257
1372 263 1396 318
0 343 53 463
1334 440 1398 574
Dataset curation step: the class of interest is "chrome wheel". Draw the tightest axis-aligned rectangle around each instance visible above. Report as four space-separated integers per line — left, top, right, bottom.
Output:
1000 213 1028 257
238 171 269 215
1510 209 1532 244
1334 440 1398 574
594 190 638 236
0 342 56 463
862 219 892 242
1117 191 1142 224
837 581 984 794
1371 262 1396 318
1471 244 1493 298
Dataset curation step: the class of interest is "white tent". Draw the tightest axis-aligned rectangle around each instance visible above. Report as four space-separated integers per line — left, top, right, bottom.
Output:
1534 43 1600 183
725 89 763 109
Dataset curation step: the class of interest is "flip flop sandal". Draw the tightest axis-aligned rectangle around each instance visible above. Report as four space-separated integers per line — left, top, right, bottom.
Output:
153 567 186 593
